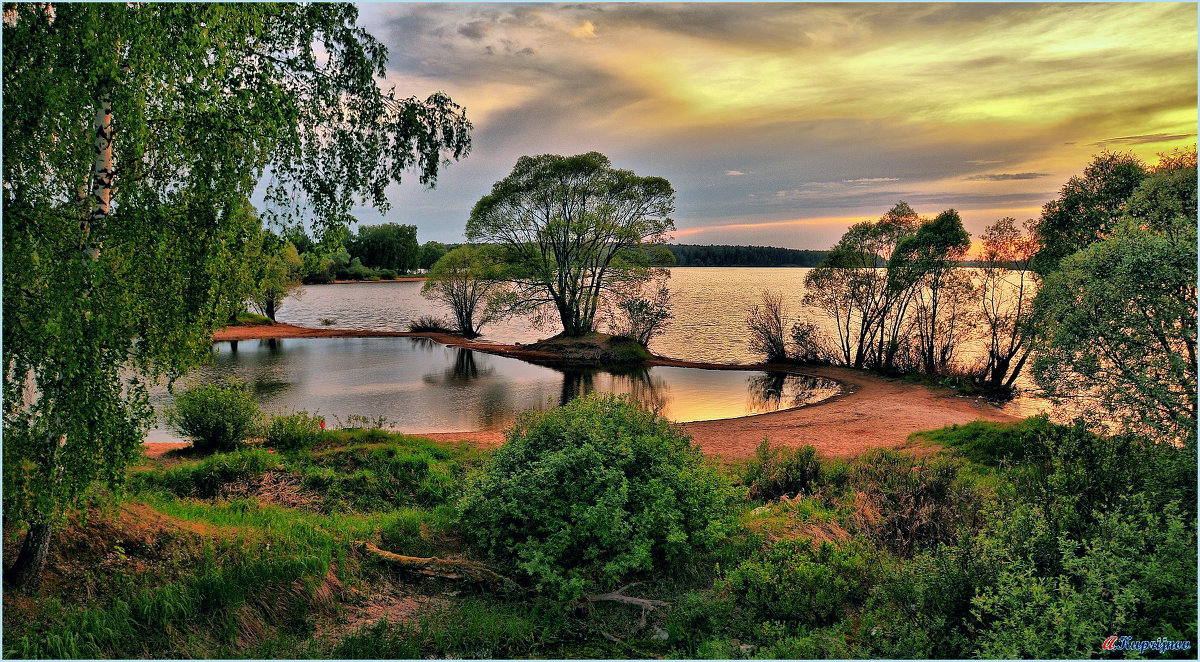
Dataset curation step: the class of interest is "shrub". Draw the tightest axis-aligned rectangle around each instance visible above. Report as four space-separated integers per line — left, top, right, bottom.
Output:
263 410 325 451
746 290 789 362
460 393 739 601
725 537 879 629
407 315 453 333
167 380 262 452
850 450 983 557
377 268 398 280
741 439 823 501
789 320 833 364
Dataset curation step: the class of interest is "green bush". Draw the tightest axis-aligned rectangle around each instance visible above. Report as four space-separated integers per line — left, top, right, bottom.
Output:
725 537 879 629
459 393 739 602
263 410 325 451
741 439 823 501
167 381 262 452
377 268 398 280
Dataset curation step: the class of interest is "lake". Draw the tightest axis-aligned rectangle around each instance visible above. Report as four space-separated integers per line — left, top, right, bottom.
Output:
151 267 1045 441
146 336 841 441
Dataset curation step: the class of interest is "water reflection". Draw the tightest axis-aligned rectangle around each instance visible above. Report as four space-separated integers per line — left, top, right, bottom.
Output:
146 337 840 441
747 373 842 412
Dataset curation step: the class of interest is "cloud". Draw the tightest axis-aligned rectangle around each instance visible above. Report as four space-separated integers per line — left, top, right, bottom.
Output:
843 177 899 184
966 172 1051 181
1091 132 1198 147
348 3 1197 247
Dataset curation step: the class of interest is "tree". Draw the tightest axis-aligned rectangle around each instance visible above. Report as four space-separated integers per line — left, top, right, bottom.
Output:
1032 151 1197 445
1031 151 1147 275
802 202 920 369
2 3 471 589
978 217 1039 390
891 209 973 375
250 236 304 322
421 245 508 338
419 241 448 271
347 223 420 272
466 152 675 337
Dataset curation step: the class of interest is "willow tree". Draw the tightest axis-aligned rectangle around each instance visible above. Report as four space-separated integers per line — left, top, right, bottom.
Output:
421 245 509 338
466 152 675 337
978 217 1039 390
2 3 471 589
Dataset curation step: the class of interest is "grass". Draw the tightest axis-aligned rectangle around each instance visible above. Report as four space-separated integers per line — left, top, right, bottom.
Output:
5 415 1193 659
233 311 273 326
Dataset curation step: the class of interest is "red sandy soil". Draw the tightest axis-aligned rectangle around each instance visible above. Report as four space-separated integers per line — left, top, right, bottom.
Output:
191 321 1019 460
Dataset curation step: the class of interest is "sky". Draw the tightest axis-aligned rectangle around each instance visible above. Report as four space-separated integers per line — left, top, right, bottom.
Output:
346 2 1197 250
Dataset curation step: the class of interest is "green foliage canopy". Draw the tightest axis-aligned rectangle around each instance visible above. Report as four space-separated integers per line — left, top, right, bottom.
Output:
1031 151 1147 275
1 2 470 584
347 223 420 272
421 245 508 338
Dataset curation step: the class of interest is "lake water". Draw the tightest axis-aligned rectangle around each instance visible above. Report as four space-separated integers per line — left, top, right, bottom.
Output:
274 267 1046 415
151 267 1046 441
146 336 841 441
276 268 810 364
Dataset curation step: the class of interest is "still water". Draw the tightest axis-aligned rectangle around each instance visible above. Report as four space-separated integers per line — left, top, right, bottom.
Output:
147 337 840 441
273 267 1046 417
276 268 805 364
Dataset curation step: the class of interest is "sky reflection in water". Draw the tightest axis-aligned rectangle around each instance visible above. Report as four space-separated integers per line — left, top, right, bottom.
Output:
146 336 839 441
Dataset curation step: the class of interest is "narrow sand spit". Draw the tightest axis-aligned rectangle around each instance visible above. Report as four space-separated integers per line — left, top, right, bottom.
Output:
185 322 1020 460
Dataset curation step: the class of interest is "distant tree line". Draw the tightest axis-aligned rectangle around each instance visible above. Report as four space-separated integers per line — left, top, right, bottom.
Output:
665 244 829 267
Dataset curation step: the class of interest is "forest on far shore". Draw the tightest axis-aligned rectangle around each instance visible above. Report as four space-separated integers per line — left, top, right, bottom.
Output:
665 244 830 267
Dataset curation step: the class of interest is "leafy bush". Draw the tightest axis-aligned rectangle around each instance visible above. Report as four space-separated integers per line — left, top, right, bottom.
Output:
377 268 398 280
789 320 833 364
746 290 789 362
167 381 262 452
725 538 879 629
969 498 1196 658
741 439 823 501
460 393 739 601
407 315 453 333
263 410 325 451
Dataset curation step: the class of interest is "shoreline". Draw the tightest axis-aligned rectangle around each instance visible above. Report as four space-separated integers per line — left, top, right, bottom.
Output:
198 321 1020 459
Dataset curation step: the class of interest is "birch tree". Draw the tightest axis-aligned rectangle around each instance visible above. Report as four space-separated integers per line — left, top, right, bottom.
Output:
2 3 471 589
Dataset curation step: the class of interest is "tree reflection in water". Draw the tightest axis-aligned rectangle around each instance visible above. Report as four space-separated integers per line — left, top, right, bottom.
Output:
556 366 670 415
747 372 841 412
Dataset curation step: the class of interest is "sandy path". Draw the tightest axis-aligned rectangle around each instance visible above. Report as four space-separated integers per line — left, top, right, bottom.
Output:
196 322 1020 460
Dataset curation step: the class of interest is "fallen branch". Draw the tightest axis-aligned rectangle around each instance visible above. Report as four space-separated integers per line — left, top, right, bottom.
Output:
361 542 520 593
588 582 668 610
